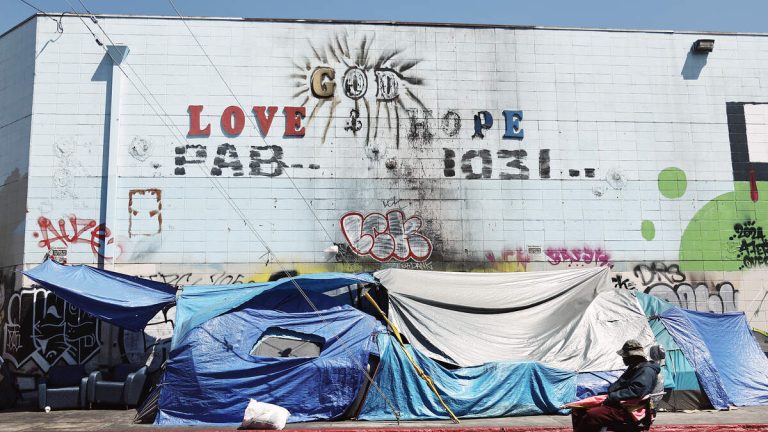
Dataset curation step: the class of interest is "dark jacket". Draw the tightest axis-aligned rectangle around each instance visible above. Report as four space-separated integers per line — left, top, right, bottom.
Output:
605 361 661 405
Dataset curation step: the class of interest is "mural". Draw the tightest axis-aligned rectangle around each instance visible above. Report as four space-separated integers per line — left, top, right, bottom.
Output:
3 288 101 372
7 21 768 380
293 34 427 147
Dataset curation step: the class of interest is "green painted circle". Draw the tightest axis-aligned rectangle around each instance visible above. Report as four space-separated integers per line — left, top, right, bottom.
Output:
641 220 656 241
658 167 687 199
679 181 768 271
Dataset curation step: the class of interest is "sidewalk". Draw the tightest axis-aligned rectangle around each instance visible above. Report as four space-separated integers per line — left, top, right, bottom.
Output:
1 406 768 431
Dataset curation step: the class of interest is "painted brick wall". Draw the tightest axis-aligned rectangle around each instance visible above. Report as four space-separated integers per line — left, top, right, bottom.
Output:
0 18 36 305
5 15 768 373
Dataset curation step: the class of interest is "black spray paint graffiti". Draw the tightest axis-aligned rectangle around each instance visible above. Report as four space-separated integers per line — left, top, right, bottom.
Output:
174 144 318 176
444 149 548 180
2 288 101 372
145 272 246 287
0 268 16 324
611 274 636 290
619 262 738 314
730 220 768 270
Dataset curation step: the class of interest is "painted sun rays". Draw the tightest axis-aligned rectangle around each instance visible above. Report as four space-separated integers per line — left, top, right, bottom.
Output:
292 33 426 148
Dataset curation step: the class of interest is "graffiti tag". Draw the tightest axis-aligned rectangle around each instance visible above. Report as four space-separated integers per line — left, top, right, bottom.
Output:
32 215 114 260
545 247 612 267
731 220 768 269
3 288 101 372
340 210 432 262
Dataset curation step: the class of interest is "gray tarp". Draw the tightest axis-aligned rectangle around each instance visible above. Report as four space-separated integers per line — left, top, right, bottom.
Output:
375 267 655 372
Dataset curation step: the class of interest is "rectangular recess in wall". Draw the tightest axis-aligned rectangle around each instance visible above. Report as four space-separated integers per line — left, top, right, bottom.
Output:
727 102 768 181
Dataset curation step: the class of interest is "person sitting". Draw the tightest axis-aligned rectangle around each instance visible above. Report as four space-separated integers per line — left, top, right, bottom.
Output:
571 339 661 432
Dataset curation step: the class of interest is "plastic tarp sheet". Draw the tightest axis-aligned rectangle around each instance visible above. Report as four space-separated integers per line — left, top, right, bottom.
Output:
376 268 655 371
157 305 384 426
23 259 176 331
359 334 576 420
635 291 673 317
576 371 623 400
661 308 768 408
635 292 701 392
172 272 375 348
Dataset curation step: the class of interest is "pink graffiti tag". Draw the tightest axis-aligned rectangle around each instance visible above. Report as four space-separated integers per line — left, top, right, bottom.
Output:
340 210 433 262
544 247 611 267
32 215 114 260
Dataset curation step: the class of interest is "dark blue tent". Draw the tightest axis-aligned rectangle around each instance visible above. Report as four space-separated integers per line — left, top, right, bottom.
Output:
23 259 176 331
156 274 383 426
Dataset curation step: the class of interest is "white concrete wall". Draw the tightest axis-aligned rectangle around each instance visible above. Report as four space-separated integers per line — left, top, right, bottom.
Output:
6 15 768 372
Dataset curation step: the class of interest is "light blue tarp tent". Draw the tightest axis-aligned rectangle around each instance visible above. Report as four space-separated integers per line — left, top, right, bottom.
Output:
634 292 702 392
157 273 382 426
359 334 576 420
171 272 375 348
660 308 768 409
23 259 176 331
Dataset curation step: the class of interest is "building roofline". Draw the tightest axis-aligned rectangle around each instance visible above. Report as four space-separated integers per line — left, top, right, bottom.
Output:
4 12 768 39
0 14 37 40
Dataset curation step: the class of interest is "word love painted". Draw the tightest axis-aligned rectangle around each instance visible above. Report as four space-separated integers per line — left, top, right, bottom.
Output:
340 210 433 262
187 105 306 137
33 215 114 260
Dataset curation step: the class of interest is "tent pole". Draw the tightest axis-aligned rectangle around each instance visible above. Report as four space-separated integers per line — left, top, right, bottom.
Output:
363 292 460 424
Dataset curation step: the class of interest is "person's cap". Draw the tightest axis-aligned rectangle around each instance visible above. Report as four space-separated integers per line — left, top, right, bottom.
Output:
617 339 646 358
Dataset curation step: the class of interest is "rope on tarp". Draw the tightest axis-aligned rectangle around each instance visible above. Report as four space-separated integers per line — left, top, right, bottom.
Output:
364 292 460 424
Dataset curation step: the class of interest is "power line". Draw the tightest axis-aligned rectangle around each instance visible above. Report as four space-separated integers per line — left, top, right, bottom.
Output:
55 2 400 419
165 0 341 249
16 0 64 31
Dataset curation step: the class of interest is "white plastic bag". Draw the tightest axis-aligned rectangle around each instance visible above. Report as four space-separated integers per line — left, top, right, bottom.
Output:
241 399 290 430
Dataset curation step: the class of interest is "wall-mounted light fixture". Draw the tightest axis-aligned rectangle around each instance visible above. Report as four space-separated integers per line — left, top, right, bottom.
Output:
691 39 715 53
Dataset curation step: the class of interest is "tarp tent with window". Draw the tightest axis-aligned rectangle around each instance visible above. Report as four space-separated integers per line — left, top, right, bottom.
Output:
155 272 385 426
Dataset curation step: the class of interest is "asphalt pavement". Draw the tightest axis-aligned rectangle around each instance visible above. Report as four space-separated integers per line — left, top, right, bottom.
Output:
1 406 768 431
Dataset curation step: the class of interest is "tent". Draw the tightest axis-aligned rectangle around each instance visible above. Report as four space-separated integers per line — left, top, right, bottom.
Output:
23 259 176 331
375 267 656 372
634 292 711 410
156 274 383 426
22 261 768 423
359 334 576 420
660 308 768 409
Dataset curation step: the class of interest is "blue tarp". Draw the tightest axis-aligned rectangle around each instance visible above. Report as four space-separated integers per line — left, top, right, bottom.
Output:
661 308 768 408
576 371 623 400
157 304 384 425
634 292 701 392
359 334 576 420
23 259 176 331
634 291 673 317
172 272 375 348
